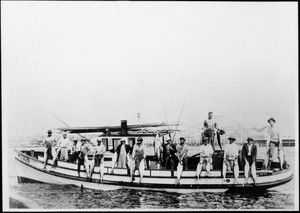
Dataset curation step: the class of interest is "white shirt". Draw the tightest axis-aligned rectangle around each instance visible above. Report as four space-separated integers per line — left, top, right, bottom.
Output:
72 141 82 152
199 144 214 157
95 144 106 155
224 143 239 160
57 137 70 148
247 144 253 156
266 125 281 144
204 118 216 130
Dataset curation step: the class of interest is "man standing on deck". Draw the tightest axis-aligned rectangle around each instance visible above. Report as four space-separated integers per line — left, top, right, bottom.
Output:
42 130 56 170
196 137 214 181
78 138 91 178
241 137 257 185
57 132 71 161
222 137 239 184
176 137 188 171
202 112 218 151
131 137 146 183
266 117 283 170
116 139 131 169
162 136 177 170
94 137 106 183
68 137 81 162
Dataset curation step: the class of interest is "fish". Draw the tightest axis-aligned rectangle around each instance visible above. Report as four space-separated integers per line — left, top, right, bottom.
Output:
153 132 162 169
176 162 183 184
279 147 284 169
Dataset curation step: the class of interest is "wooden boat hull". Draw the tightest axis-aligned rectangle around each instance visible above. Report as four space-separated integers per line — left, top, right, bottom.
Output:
15 149 293 193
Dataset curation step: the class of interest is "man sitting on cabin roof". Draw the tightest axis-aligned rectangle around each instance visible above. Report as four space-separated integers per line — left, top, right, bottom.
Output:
42 130 56 170
222 136 239 184
196 137 214 181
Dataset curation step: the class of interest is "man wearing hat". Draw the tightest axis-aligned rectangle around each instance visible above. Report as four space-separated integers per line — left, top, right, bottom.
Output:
115 138 132 169
95 137 106 182
68 137 81 163
42 130 56 170
176 137 188 171
196 137 214 181
56 132 71 161
162 135 177 170
222 137 239 184
78 138 91 178
202 112 218 151
266 117 283 170
241 137 257 185
131 137 146 183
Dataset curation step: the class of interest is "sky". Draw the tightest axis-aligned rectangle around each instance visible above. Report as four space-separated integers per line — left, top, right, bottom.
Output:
2 2 298 138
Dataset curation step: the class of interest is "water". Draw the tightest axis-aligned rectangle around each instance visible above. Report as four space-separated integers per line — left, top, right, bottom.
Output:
8 141 296 209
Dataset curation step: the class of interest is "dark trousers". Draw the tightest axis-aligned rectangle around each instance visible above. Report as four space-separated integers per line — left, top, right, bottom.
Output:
69 151 80 163
77 157 85 174
204 130 215 151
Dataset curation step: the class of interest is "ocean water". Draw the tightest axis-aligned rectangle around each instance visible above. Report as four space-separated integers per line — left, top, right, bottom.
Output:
8 141 296 210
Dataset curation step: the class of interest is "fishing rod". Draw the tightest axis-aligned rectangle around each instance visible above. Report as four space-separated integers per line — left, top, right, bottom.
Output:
51 113 94 145
172 90 189 142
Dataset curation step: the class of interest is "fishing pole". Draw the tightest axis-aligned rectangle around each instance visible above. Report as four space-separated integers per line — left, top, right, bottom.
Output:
172 90 189 142
51 113 94 145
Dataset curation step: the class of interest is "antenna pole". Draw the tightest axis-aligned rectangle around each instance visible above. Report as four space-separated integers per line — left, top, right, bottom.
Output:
172 91 189 141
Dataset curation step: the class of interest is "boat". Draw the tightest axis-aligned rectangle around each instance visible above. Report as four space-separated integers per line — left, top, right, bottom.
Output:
15 120 294 193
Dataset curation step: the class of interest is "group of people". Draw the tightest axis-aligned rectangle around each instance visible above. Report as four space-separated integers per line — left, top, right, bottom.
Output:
41 113 283 186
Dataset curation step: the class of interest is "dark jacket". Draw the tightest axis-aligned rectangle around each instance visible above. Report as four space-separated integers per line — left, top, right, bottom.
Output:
116 144 132 161
241 143 257 163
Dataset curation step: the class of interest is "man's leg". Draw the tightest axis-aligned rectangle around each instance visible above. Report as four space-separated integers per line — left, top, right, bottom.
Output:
222 160 227 181
196 158 203 180
267 143 275 169
244 161 250 185
250 162 257 184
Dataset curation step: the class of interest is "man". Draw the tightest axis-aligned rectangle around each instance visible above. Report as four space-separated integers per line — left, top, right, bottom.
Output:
56 132 71 161
78 138 91 178
196 137 214 181
68 137 81 163
202 112 218 151
162 136 176 170
131 137 146 183
266 117 283 170
222 137 239 184
175 137 188 185
42 130 56 170
94 137 106 183
115 139 131 169
242 137 257 185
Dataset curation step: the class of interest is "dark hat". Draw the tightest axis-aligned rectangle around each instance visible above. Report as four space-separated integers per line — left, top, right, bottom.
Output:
267 117 276 123
179 137 186 141
247 137 254 142
137 137 143 141
47 130 52 134
228 137 236 141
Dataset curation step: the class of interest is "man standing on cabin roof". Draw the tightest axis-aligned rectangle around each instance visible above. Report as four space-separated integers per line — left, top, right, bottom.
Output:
266 117 283 170
42 130 56 170
196 137 214 181
116 139 131 169
68 137 81 163
57 132 71 161
202 112 218 152
95 137 106 183
176 137 188 171
78 138 91 178
131 137 146 183
222 137 239 184
242 137 257 186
